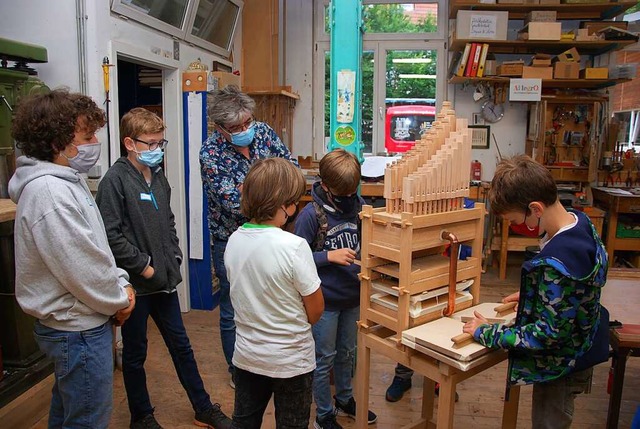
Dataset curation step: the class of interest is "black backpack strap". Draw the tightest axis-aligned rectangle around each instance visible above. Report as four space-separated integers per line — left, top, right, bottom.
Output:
311 201 328 252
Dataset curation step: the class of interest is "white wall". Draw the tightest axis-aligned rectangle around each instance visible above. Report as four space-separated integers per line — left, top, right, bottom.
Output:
453 85 528 181
284 0 314 158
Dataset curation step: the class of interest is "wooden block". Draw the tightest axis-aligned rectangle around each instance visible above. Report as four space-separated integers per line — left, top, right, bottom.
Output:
182 71 207 92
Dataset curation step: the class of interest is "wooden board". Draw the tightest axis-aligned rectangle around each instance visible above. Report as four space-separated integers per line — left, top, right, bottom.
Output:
402 317 493 362
401 337 508 371
450 302 517 325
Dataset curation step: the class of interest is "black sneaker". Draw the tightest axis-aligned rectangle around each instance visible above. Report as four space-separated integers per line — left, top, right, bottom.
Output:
130 414 163 429
435 382 460 402
313 414 343 429
334 396 377 424
385 376 412 402
194 403 232 429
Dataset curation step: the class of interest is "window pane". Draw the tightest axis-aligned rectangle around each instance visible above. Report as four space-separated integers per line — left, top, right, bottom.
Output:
362 51 374 154
385 49 437 153
364 3 437 33
121 0 189 28
191 0 240 50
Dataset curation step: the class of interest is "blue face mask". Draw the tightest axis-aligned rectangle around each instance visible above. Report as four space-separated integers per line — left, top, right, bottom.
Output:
230 124 256 147
137 148 164 167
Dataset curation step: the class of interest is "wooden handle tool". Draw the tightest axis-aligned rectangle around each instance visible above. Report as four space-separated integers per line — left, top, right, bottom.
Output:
494 301 517 315
451 332 474 348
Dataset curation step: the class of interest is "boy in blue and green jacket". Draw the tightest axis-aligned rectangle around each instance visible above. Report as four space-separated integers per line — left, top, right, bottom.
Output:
463 155 608 429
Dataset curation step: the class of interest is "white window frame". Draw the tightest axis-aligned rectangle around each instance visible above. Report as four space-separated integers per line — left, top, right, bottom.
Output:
111 0 243 58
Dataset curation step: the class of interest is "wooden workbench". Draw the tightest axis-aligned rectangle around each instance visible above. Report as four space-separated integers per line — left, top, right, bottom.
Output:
0 199 17 223
592 187 640 273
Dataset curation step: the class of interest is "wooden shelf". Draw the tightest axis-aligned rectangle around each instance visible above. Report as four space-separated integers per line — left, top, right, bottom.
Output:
245 87 300 100
448 38 637 56
449 1 637 20
448 76 631 89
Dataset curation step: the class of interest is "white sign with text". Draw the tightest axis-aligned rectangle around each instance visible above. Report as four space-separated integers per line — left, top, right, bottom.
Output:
510 79 542 101
469 15 498 38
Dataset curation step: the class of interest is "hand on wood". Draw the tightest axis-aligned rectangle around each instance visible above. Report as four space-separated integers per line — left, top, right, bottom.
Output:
502 291 520 312
462 311 489 336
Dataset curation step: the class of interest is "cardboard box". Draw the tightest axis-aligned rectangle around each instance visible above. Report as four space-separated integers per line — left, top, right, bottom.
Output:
531 53 553 67
574 28 601 41
523 66 553 79
525 11 557 24
524 0 540 3
580 21 628 35
580 67 609 79
539 0 560 3
210 71 241 89
518 22 562 40
456 10 509 40
553 62 580 79
555 47 581 63
498 62 524 76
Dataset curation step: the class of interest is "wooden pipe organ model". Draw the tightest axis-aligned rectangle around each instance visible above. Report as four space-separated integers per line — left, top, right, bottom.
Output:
355 102 520 429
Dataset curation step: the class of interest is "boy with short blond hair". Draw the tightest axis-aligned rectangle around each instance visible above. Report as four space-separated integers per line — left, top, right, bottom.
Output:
97 107 231 429
225 157 324 428
294 149 377 429
463 155 608 429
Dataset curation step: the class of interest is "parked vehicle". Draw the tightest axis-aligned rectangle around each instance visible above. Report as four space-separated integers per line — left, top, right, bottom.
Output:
385 104 435 153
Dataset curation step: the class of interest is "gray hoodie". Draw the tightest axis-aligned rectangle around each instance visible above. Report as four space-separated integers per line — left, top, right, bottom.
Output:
9 156 130 331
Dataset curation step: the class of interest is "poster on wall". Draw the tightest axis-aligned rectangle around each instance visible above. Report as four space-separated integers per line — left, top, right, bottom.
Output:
337 70 355 123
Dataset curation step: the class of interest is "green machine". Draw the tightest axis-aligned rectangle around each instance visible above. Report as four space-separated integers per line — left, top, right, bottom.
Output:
0 37 51 407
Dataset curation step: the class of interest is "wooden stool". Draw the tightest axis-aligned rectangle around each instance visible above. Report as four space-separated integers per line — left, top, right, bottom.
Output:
606 324 640 429
491 219 539 280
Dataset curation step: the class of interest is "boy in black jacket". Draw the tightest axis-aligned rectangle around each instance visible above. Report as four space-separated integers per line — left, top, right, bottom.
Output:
96 108 231 429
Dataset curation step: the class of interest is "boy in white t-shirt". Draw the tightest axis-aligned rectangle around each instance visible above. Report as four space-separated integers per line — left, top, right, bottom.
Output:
225 157 325 429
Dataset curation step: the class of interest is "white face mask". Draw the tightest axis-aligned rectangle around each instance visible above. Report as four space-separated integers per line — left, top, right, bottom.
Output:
62 142 101 173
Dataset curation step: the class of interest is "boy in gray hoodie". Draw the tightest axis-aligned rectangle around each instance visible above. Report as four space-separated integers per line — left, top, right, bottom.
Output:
9 89 135 429
96 108 231 429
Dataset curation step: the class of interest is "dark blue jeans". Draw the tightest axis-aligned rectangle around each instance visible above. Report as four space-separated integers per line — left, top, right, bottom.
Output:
34 321 114 429
231 367 313 429
122 291 212 422
213 240 235 373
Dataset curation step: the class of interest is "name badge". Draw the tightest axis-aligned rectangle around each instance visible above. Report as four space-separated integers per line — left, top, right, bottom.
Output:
140 193 152 201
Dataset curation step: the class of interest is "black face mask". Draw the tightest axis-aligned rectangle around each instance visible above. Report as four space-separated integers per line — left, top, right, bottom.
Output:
330 193 359 214
282 205 299 227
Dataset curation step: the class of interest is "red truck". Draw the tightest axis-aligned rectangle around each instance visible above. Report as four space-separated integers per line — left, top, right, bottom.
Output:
385 104 436 153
